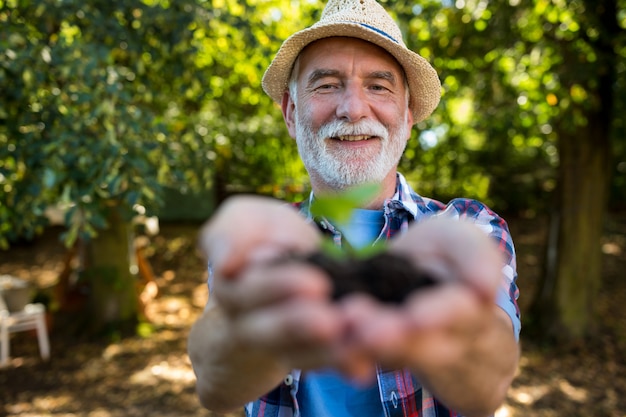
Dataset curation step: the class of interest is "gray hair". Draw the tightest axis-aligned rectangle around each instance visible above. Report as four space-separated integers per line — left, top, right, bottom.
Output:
288 56 301 100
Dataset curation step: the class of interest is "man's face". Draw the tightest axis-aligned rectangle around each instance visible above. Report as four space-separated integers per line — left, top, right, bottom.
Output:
286 37 413 190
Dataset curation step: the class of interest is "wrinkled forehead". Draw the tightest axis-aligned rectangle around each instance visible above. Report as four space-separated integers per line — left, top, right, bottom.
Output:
294 37 407 82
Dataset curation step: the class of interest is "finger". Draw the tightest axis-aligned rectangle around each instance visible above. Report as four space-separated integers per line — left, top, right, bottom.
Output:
404 285 485 330
214 261 332 313
233 299 346 357
338 294 412 365
356 308 409 352
339 288 487 368
198 195 321 278
389 217 502 299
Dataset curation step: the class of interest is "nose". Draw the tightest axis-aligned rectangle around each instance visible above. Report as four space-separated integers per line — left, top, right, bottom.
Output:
335 83 369 122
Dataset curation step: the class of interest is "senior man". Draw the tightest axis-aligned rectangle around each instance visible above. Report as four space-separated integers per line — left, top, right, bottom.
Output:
188 1 521 416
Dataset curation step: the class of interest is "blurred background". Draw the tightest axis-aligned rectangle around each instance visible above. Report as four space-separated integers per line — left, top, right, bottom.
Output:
1 0 625 416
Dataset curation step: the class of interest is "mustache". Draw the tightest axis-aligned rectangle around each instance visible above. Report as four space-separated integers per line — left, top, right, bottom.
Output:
315 119 389 141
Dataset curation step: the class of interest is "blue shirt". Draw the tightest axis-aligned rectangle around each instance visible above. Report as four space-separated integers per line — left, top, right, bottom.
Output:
299 209 386 417
341 208 385 250
299 368 384 417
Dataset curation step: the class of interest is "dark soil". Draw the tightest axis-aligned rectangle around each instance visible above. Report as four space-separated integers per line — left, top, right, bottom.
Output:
1 213 625 417
307 251 436 303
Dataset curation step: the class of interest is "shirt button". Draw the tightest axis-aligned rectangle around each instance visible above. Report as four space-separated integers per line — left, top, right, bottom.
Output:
390 391 399 408
284 374 294 386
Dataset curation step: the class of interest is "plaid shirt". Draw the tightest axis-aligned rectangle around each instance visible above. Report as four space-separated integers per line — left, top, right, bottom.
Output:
241 173 520 417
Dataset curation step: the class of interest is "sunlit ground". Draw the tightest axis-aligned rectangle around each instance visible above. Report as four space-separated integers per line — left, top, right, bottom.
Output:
1 219 625 416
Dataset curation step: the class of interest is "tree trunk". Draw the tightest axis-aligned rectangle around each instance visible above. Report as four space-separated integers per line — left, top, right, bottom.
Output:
83 205 138 335
529 0 617 343
532 97 613 342
534 125 610 341
214 144 231 205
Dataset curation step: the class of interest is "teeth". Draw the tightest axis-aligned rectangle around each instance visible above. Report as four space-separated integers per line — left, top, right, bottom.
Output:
336 135 371 141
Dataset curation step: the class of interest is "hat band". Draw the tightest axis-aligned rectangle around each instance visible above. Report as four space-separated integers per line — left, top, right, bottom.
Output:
352 22 400 44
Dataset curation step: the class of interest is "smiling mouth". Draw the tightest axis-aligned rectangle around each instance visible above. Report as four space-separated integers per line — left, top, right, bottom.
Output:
331 135 377 141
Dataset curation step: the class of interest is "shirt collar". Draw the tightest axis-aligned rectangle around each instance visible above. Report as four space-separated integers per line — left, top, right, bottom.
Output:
384 172 419 218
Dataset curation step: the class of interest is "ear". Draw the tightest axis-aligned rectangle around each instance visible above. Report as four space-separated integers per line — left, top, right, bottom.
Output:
281 91 297 139
405 108 414 139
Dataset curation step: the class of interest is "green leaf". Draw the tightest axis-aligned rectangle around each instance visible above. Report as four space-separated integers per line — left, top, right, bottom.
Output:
310 183 385 259
310 183 381 226
319 238 344 260
352 240 386 259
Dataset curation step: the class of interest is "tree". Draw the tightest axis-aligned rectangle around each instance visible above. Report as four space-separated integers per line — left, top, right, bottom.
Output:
3 0 624 340
189 0 316 203
523 0 622 341
389 0 625 341
0 0 320 334
0 0 210 333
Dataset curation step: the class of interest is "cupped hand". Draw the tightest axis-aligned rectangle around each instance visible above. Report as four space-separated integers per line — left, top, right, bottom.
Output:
389 216 503 300
214 258 353 370
198 195 362 372
198 195 322 279
339 216 506 372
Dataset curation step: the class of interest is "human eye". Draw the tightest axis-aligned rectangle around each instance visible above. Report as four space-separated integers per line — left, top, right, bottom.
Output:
316 83 337 91
369 84 389 92
368 71 397 94
367 82 395 96
307 70 342 93
312 77 342 92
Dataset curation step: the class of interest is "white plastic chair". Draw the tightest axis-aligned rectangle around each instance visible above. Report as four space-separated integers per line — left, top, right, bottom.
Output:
0 300 50 367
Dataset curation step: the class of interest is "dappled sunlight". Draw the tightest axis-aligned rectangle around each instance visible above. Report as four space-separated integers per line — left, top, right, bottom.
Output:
87 410 115 417
603 242 623 256
1 221 625 416
192 282 209 308
5 394 73 414
0 261 65 289
130 359 196 387
32 395 75 412
144 295 194 327
501 346 618 416
161 270 177 282
495 405 513 417
557 378 588 403
508 383 551 405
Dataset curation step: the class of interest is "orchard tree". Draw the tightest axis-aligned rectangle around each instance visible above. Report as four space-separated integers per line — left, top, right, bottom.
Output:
517 0 623 342
190 0 316 203
4 0 623 340
0 0 321 334
0 0 210 332
388 0 625 341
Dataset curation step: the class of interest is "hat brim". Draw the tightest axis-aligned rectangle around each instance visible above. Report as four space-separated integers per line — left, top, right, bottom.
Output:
262 22 441 124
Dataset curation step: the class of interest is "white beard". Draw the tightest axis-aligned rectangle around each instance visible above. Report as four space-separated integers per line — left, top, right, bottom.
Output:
294 111 410 189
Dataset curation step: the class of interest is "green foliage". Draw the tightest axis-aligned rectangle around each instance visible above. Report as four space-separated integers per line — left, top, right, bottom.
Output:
0 0 317 248
311 183 381 226
196 0 318 201
383 0 624 340
0 0 206 247
1 0 625 252
387 0 625 214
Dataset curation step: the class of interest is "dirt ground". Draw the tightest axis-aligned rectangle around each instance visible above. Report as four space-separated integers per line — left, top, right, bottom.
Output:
0 213 625 417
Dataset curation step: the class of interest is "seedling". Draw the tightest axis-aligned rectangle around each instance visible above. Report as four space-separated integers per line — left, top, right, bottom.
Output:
309 183 385 260
305 183 437 303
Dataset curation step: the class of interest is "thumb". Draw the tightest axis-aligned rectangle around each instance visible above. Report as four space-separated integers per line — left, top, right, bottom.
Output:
198 195 321 279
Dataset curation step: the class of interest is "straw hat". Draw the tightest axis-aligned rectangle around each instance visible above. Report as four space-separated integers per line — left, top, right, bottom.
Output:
262 0 441 124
